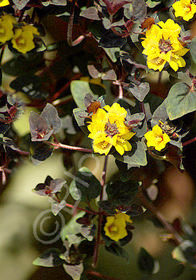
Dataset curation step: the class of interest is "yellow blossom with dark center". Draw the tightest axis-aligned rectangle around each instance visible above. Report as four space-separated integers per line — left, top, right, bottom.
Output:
142 19 189 71
104 212 132 241
87 103 135 155
0 0 10 7
12 25 39 54
0 14 16 44
173 0 196 21
144 124 171 151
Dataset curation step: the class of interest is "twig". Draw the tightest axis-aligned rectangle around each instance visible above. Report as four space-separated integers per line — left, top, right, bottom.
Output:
65 203 99 215
183 137 196 147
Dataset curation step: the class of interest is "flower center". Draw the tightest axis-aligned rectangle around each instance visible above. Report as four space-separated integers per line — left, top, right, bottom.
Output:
109 225 118 233
16 36 25 46
105 121 119 137
159 38 172 53
35 128 49 139
155 135 163 143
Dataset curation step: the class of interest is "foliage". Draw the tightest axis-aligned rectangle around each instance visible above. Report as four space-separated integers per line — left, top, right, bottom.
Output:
0 0 196 280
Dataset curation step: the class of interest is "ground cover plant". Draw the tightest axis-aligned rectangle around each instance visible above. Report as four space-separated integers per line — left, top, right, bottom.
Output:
1 0 196 279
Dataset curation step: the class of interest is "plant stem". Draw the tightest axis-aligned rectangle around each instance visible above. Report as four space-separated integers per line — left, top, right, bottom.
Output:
65 203 98 215
113 80 123 99
52 95 73 106
86 270 121 280
46 141 93 153
93 155 108 267
139 189 183 245
183 137 196 147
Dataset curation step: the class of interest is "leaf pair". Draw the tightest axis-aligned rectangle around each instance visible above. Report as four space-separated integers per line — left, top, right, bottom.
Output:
29 103 61 141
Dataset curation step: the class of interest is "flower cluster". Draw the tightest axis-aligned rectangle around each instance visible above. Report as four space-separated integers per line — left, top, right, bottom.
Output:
87 103 135 155
104 212 132 241
0 14 39 54
0 0 9 7
142 19 189 71
144 124 171 151
172 0 196 21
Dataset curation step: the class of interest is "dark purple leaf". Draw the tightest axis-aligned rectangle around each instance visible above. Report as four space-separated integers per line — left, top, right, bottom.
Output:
87 65 100 79
33 183 48 196
41 103 61 134
125 113 145 129
102 0 131 15
84 93 95 109
29 103 61 142
132 0 147 21
45 175 53 186
31 142 54 164
29 111 53 142
80 7 100 20
102 69 117 81
99 30 127 48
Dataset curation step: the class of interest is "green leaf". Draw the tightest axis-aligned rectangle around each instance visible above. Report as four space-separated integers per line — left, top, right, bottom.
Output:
73 167 102 202
105 243 129 262
63 263 83 280
69 179 82 201
115 141 147 168
190 36 196 63
33 248 64 267
60 212 85 245
146 0 161 8
138 248 155 274
103 47 120 62
70 81 98 108
165 82 196 120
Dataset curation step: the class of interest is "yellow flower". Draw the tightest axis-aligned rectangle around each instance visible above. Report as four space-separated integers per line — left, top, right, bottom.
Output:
87 103 135 155
0 14 16 44
144 124 171 151
142 19 189 71
11 25 39 54
0 0 10 7
104 212 132 241
173 0 196 21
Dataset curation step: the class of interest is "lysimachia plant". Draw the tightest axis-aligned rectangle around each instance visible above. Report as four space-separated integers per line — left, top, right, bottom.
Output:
1 0 196 279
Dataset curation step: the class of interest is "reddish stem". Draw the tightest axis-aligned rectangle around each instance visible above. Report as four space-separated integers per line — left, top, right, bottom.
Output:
49 73 81 103
183 137 196 147
65 203 99 215
46 141 93 153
